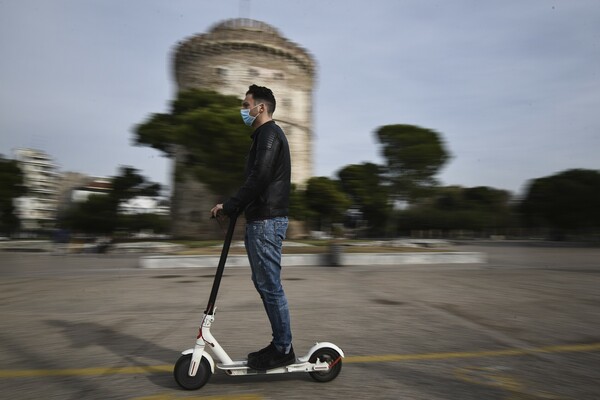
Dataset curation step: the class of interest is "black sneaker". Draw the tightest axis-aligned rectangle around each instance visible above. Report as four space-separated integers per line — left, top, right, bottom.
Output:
247 343 276 361
247 345 295 371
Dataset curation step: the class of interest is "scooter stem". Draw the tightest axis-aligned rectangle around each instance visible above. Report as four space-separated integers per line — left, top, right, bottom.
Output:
204 214 238 315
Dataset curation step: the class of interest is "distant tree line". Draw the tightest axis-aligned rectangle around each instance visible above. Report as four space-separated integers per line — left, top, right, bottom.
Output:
133 89 600 240
2 89 598 240
57 166 167 237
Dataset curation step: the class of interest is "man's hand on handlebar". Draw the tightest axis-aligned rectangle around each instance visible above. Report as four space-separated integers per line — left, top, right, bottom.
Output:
210 203 224 219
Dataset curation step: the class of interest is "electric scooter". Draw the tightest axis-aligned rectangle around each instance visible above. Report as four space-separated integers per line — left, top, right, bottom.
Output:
174 213 344 390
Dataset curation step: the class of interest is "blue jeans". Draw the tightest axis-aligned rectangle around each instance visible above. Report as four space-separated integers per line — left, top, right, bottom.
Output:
245 217 292 353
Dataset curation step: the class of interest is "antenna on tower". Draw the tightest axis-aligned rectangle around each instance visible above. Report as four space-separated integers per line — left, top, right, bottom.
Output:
239 0 251 19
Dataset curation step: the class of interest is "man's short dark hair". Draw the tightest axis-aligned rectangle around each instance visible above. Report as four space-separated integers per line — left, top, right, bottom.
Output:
246 84 276 115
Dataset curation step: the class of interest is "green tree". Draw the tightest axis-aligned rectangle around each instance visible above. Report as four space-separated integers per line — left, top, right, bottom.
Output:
337 162 392 236
63 194 115 234
398 185 514 235
133 89 250 196
289 183 310 221
119 213 170 234
62 166 161 235
375 124 450 201
0 155 26 235
111 166 161 204
520 169 600 238
305 177 351 232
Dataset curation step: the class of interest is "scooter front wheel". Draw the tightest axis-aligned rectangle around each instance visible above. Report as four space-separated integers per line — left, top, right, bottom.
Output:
308 347 342 383
174 354 212 390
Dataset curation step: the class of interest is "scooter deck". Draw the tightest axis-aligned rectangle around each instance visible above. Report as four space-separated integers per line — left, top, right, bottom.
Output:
217 359 329 375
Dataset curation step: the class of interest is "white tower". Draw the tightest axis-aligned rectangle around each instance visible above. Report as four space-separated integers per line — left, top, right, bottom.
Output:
171 19 316 238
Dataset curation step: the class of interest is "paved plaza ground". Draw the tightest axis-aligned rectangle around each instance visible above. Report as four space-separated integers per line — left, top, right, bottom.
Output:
0 244 599 399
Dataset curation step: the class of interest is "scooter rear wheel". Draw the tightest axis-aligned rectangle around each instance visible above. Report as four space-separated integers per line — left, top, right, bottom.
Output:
308 347 342 382
174 354 212 390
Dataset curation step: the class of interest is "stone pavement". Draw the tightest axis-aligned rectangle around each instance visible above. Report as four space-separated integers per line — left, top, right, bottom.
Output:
0 245 599 399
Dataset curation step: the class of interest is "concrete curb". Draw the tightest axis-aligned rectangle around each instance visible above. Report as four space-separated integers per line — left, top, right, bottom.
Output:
138 251 486 269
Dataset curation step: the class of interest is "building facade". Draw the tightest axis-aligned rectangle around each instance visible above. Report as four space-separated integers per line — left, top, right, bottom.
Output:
171 18 316 238
14 148 59 231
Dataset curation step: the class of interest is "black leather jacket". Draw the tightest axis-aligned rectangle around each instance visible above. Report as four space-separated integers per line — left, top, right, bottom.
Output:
223 120 291 221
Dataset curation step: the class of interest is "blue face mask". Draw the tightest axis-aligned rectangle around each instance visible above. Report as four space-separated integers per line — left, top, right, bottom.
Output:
240 104 263 126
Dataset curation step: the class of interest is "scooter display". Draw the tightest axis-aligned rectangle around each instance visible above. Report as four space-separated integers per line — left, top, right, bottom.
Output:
174 214 344 390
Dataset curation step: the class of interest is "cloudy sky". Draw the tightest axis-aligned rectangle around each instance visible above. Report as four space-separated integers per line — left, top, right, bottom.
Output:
1 0 599 196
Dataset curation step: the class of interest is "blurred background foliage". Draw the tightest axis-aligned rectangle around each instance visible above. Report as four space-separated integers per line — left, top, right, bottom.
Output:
58 166 163 236
134 89 249 196
3 89 598 240
0 155 26 235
